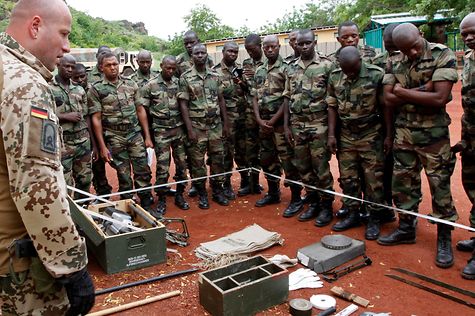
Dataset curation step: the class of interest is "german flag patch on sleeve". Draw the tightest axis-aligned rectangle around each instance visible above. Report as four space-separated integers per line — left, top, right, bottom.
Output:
31 106 48 119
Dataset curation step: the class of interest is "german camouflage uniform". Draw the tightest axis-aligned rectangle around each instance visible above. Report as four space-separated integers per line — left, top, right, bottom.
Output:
49 76 92 200
177 66 225 188
253 56 300 185
461 49 475 227
382 40 459 222
213 61 247 175
0 33 87 313
242 56 264 173
88 77 153 201
86 66 111 196
327 62 386 215
138 73 187 194
176 52 214 77
129 69 159 88
284 54 334 205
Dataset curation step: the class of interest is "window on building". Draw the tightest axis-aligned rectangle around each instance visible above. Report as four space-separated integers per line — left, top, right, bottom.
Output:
216 45 224 52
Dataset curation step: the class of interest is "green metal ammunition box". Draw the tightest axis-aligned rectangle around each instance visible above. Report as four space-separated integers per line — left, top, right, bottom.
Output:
198 256 289 316
69 199 166 274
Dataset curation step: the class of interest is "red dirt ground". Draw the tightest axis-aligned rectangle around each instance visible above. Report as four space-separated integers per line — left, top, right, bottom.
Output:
87 81 474 316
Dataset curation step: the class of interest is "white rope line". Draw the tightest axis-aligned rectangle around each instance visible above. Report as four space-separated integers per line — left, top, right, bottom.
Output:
250 167 475 232
73 167 250 203
70 166 474 232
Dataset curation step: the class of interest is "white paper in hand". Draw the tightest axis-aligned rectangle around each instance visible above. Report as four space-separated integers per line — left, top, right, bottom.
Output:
147 147 155 167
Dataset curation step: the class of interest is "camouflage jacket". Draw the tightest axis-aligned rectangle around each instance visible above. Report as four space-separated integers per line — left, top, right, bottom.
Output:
242 56 265 106
327 61 384 133
49 75 89 144
371 50 402 73
0 33 87 277
177 66 223 130
327 45 376 69
284 53 299 64
129 69 159 89
138 73 183 129
176 52 214 77
212 60 246 112
284 54 333 122
462 49 475 131
382 40 458 128
87 65 103 84
252 56 288 116
88 77 140 130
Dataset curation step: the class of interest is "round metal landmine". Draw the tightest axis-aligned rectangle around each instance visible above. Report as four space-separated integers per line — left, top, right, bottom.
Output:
321 234 353 250
310 294 337 310
289 298 313 316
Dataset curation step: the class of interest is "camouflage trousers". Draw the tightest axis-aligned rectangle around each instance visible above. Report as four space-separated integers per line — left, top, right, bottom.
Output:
291 122 334 203
61 138 92 200
338 128 385 213
153 126 187 194
223 110 247 173
243 109 261 169
392 126 458 222
259 125 299 185
188 124 225 186
462 123 475 227
105 130 152 200
91 158 112 196
0 270 68 315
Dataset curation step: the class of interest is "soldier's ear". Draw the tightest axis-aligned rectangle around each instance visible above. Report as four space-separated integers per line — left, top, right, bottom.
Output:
29 16 41 39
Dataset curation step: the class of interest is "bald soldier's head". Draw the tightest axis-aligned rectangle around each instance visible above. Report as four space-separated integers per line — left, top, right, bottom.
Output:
262 35 280 63
58 54 76 81
460 13 475 50
383 23 398 53
6 0 72 71
339 46 361 80
136 49 153 75
392 23 424 61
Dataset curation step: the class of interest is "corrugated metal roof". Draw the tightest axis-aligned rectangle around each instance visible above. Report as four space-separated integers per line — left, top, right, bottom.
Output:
371 11 450 26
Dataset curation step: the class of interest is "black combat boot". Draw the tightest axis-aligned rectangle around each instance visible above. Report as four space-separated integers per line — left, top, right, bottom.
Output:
212 183 229 206
379 208 397 224
174 184 190 210
298 192 320 222
332 210 361 231
188 183 198 197
377 217 417 245
223 177 236 200
151 195 166 218
461 250 475 280
250 171 263 194
435 224 454 268
237 172 251 196
335 205 349 218
255 181 280 207
456 237 475 252
197 184 209 209
314 199 334 227
365 211 381 240
283 186 303 218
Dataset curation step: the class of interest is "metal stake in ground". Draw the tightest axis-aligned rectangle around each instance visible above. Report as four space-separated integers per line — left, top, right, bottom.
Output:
94 268 198 296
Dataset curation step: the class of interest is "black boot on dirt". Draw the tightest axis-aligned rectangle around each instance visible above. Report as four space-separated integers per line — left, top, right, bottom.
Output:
250 171 263 194
211 183 229 206
435 224 454 268
298 203 320 222
335 205 349 218
379 208 397 224
456 237 475 252
174 184 190 210
462 252 475 280
377 218 416 246
237 173 250 196
283 186 303 218
314 200 333 227
332 211 361 232
365 215 380 240
223 178 236 200
153 196 166 217
197 185 209 209
255 181 280 207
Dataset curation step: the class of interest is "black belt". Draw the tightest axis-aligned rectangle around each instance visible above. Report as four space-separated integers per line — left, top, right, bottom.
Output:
104 123 134 132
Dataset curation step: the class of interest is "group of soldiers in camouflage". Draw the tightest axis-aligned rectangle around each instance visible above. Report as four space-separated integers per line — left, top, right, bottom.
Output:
54 16 475 280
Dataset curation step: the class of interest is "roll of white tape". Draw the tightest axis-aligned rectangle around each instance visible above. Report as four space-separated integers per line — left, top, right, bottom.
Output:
310 294 336 310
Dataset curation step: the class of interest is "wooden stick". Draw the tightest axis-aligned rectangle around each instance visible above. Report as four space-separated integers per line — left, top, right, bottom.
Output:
87 290 181 316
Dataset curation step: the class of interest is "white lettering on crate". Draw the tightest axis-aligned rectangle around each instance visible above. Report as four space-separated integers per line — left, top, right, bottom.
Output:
126 254 150 267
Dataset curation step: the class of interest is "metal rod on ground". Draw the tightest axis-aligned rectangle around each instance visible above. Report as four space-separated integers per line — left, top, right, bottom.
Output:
87 290 181 316
95 268 199 296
